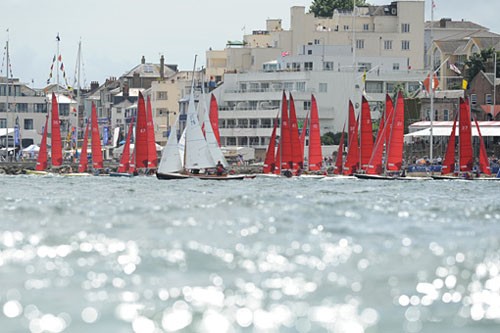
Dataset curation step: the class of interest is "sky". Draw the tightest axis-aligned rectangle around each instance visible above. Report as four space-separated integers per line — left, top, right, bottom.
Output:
1 0 499 89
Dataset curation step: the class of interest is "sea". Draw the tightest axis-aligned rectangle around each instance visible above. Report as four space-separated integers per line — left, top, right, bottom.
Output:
1 174 499 333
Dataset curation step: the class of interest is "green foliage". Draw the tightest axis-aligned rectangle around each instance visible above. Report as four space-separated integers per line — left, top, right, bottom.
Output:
464 47 495 83
310 0 369 17
321 131 343 145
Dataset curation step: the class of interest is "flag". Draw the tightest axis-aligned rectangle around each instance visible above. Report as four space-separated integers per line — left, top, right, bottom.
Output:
52 55 56 62
449 63 461 75
56 33 60 41
423 73 439 92
432 0 436 8
58 55 62 61
462 79 468 90
281 51 290 57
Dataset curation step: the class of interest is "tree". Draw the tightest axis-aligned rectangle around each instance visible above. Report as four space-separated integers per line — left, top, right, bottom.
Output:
310 0 369 17
464 47 498 83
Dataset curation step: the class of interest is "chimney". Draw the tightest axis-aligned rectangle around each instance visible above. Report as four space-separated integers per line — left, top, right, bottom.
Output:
90 81 99 91
141 55 145 64
440 18 451 28
123 81 129 98
160 55 165 80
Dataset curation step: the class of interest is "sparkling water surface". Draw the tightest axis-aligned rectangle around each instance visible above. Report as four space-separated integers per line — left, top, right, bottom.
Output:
1 175 499 333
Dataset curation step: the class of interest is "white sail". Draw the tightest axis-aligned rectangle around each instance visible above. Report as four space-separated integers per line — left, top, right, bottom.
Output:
157 118 183 174
178 127 186 164
184 91 215 170
199 92 228 168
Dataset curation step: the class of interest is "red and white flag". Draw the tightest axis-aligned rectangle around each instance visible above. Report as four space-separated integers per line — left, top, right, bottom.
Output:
449 63 461 75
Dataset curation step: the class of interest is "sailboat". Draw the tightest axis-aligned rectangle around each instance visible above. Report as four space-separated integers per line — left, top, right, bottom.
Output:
262 114 279 174
28 93 63 175
64 120 92 176
157 57 245 180
307 94 324 172
110 118 136 177
355 92 405 179
342 100 360 175
90 102 104 173
433 97 498 180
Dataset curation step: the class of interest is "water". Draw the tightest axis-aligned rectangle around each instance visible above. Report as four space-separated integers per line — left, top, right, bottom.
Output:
1 175 500 333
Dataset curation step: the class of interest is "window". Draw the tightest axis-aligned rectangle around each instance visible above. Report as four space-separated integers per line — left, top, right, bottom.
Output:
227 119 236 128
401 23 410 33
323 61 334 71
249 137 259 145
307 50 312 55
238 119 248 128
296 82 306 92
239 137 248 146
365 82 383 94
393 63 400 71
314 39 320 45
157 91 168 100
443 109 449 121
304 62 313 71
363 24 369 31
384 40 392 50
17 103 28 112
284 82 294 91
261 118 272 128
60 104 70 116
356 39 365 49
401 40 410 50
304 101 311 111
470 94 477 105
250 119 258 128
0 118 6 128
24 118 34 130
35 104 47 113
292 62 301 71
343 25 349 31
486 93 492 104
358 62 372 72
227 137 236 145
319 83 328 93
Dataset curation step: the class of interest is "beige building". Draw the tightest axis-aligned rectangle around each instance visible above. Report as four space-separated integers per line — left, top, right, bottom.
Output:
206 1 425 81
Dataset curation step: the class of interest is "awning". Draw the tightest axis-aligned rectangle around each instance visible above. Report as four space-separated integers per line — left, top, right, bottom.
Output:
405 126 500 137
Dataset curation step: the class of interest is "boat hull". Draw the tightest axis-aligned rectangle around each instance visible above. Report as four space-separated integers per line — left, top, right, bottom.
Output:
156 172 191 180
354 173 397 180
109 172 134 178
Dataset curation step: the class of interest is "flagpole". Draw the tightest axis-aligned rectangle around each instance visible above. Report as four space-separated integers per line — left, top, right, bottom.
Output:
429 0 435 167
5 32 10 161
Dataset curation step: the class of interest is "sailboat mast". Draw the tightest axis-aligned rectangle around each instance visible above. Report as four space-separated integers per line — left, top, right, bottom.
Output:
75 40 82 154
5 36 10 160
429 0 435 164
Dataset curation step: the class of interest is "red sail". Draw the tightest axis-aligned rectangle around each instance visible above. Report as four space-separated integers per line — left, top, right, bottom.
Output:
386 91 405 171
210 94 221 146
343 100 359 175
360 96 374 170
334 123 345 174
118 119 134 173
289 93 303 170
263 114 278 174
91 102 103 169
474 117 491 175
35 115 49 171
50 93 63 167
279 91 292 170
135 92 149 169
441 113 458 175
308 94 323 171
146 96 157 168
366 98 391 175
299 111 309 159
77 122 89 173
459 97 473 172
